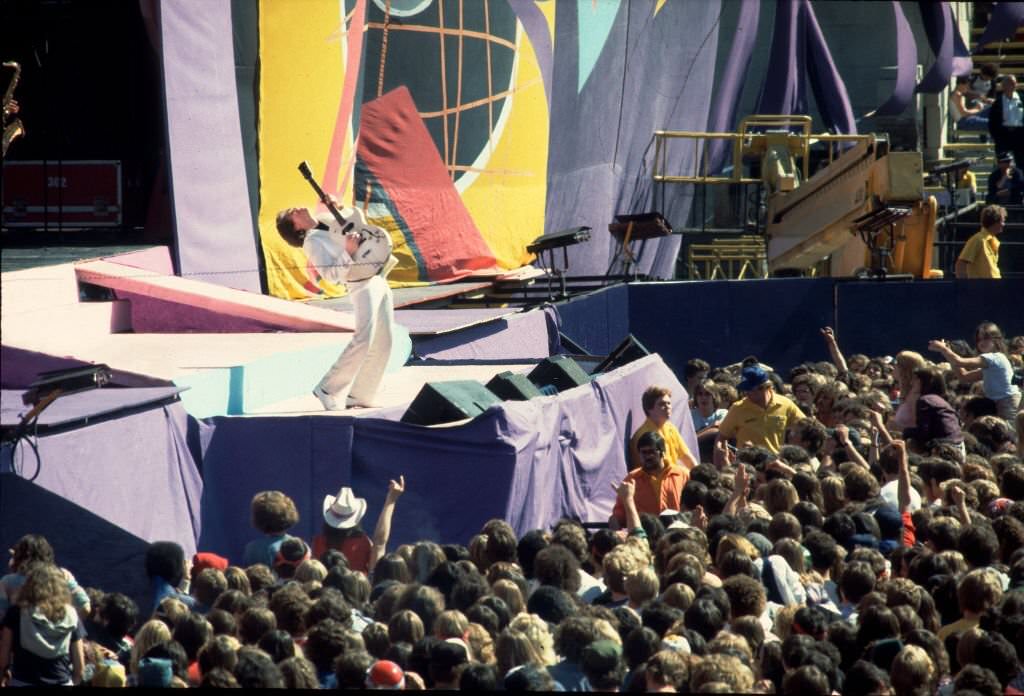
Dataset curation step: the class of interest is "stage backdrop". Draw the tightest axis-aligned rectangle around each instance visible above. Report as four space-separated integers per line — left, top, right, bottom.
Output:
255 0 721 299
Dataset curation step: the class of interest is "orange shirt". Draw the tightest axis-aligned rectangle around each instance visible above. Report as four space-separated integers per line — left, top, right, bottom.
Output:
612 462 689 525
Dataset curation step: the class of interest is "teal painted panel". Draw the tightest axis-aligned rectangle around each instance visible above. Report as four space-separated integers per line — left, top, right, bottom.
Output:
577 0 621 93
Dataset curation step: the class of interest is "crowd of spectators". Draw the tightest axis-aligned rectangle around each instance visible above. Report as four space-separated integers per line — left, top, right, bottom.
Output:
1 322 1023 691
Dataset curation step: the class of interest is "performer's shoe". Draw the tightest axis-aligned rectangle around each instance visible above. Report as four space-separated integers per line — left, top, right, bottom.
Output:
313 386 343 411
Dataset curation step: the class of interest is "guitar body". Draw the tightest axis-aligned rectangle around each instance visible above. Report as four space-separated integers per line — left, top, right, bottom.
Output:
299 161 393 281
338 207 393 282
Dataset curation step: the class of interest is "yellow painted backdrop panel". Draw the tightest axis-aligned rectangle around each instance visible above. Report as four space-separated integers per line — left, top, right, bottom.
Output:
259 0 353 299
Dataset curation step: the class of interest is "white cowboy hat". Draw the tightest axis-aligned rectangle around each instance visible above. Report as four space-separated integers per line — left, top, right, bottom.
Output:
322 486 367 529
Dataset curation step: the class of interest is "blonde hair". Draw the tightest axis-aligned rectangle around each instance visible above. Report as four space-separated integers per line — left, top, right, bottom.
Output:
891 645 936 696
603 546 646 595
465 623 495 665
714 534 759 569
708 632 753 665
625 567 660 607
495 628 545 677
16 564 71 623
294 559 327 584
661 582 695 612
131 619 173 674
958 568 1004 614
434 609 469 640
388 609 425 644
772 604 801 641
764 478 799 515
156 596 190 626
508 613 557 665
690 653 755 692
593 618 621 645
491 579 526 617
821 476 847 516
895 351 926 390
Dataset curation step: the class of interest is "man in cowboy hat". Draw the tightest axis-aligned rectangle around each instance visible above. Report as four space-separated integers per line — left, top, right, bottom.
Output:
714 365 803 466
311 477 405 574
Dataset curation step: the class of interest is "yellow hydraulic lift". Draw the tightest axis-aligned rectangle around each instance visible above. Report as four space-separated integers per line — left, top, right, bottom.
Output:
653 115 941 278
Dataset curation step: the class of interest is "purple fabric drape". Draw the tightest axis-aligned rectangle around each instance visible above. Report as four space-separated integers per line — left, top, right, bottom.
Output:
507 0 553 110
756 0 807 116
194 354 698 558
542 0 720 279
754 0 855 134
974 2 1024 52
869 1 918 117
802 0 856 134
0 398 203 555
159 0 262 292
706 0 761 174
916 2 972 93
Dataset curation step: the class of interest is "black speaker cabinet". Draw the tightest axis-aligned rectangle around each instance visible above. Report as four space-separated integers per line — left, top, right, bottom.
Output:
400 381 502 426
486 372 544 401
527 355 591 393
593 334 652 374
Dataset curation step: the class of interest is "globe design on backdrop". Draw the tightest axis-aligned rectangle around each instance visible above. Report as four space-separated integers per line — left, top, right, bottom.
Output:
361 0 518 187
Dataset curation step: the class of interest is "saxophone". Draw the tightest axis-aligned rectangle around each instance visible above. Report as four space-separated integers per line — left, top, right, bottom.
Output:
2 61 25 159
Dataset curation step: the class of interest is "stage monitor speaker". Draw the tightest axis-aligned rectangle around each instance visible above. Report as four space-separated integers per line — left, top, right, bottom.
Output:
593 334 651 374
527 355 591 393
486 372 544 401
400 381 502 426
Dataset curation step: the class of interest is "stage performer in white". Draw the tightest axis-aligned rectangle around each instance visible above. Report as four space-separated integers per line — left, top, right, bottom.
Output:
276 198 396 410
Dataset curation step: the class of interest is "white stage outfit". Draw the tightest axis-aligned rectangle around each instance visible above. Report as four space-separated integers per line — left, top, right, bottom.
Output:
304 211 395 409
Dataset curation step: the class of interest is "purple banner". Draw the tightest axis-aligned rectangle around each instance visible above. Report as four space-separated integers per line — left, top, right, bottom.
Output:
756 0 807 117
869 1 918 117
916 2 971 93
706 0 761 174
974 2 1024 52
159 0 261 292
803 0 856 134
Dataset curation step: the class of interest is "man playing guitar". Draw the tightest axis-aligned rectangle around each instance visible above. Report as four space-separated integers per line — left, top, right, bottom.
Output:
275 171 397 411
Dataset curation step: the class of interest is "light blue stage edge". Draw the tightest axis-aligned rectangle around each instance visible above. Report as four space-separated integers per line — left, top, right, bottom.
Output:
173 325 412 417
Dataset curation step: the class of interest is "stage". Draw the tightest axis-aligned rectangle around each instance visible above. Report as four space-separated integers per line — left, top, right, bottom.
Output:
3 244 1023 612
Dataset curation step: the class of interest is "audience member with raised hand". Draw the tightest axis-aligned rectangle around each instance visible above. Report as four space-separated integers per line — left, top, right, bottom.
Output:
313 475 406 574
820 326 849 374
930 321 1021 421
7 323 1024 692
612 431 688 529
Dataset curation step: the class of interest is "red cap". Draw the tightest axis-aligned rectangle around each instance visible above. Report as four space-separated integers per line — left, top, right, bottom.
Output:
365 660 405 689
192 552 229 573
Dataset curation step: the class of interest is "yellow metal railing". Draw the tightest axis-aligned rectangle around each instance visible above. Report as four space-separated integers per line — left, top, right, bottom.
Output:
653 114 875 186
687 236 769 280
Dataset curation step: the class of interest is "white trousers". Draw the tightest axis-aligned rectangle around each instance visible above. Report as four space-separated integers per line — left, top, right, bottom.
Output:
318 275 395 402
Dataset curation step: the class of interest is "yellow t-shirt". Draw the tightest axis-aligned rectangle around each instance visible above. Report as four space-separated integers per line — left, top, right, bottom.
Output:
717 393 803 453
629 418 697 472
958 229 1001 278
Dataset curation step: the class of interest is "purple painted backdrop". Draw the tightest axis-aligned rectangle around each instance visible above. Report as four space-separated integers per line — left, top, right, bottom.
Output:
536 0 721 280
159 0 261 292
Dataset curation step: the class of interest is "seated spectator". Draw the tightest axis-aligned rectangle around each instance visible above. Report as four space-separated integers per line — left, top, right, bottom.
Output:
986 152 1024 204
950 76 990 132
